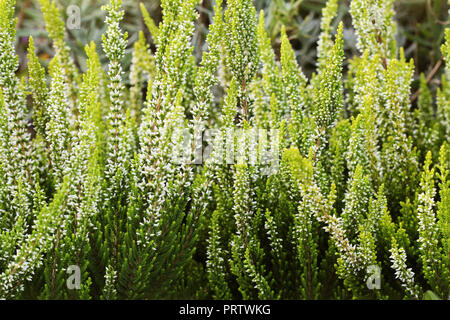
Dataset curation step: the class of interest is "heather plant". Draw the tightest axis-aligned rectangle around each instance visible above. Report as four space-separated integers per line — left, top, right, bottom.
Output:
0 0 448 300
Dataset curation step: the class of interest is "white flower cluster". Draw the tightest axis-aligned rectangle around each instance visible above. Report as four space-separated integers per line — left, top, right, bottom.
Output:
47 56 72 187
389 240 420 299
102 0 132 201
417 153 442 285
0 0 36 226
350 0 396 59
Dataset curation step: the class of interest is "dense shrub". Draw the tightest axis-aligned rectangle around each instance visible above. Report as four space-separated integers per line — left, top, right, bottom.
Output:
0 0 448 299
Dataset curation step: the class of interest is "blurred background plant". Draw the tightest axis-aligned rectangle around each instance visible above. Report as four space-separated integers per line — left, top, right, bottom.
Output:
15 0 161 77
14 0 449 96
